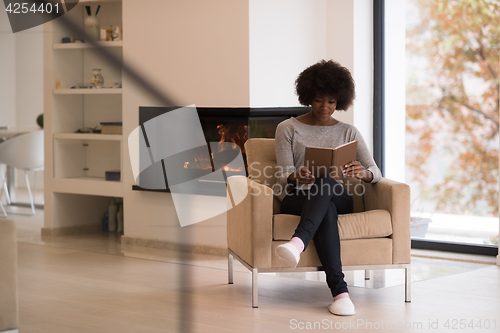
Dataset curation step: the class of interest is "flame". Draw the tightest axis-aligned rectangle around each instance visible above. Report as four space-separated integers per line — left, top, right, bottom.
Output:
184 124 248 172
215 124 247 171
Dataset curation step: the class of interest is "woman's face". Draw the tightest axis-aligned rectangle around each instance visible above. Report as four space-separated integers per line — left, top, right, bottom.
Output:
311 95 337 122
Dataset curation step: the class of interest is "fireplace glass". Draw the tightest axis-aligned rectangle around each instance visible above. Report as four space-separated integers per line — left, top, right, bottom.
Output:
133 106 308 194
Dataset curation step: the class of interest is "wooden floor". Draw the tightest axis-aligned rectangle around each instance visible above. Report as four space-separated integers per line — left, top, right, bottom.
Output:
6 203 500 333
15 241 500 333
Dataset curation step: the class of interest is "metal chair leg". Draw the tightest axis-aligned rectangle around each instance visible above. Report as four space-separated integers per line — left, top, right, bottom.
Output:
252 268 258 308
33 170 37 206
365 269 373 288
25 170 35 215
0 166 7 217
0 200 6 217
405 264 411 302
228 252 233 284
0 165 11 205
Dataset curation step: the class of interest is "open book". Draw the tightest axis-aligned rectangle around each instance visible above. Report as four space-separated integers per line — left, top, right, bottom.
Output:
303 141 358 180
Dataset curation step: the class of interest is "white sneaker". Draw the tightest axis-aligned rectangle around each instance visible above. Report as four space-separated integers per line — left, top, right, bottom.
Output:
328 298 356 316
275 243 300 268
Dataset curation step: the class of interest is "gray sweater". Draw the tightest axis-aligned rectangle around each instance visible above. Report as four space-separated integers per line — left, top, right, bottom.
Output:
273 117 382 201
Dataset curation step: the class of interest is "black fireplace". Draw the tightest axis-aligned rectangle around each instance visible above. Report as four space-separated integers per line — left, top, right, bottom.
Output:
132 106 309 194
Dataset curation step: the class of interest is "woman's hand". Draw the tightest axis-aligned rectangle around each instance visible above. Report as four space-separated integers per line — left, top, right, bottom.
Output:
343 161 373 182
287 167 316 185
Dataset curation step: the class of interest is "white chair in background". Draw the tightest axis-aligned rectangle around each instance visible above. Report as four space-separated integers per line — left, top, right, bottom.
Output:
0 130 44 216
0 181 6 217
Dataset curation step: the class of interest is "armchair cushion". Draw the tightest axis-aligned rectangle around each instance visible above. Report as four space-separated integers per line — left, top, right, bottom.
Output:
273 209 392 241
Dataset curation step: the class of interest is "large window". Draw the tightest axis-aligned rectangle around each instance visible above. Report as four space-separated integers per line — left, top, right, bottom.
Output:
405 0 499 248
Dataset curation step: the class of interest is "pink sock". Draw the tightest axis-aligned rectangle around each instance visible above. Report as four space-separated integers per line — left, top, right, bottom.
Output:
333 292 350 302
289 237 304 253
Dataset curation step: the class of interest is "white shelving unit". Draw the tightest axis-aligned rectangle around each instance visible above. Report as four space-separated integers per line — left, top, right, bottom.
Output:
43 0 124 233
53 88 122 94
53 88 122 95
53 41 123 49
53 133 122 141
52 177 123 197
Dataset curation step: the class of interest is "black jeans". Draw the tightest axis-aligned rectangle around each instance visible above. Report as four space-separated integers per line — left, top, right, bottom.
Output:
280 175 353 297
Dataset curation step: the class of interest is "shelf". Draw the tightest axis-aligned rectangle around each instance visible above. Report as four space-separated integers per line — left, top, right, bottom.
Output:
53 177 123 197
53 88 122 95
53 41 123 49
54 133 122 141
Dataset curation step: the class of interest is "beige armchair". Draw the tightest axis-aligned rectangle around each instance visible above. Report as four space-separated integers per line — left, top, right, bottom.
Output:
227 138 411 308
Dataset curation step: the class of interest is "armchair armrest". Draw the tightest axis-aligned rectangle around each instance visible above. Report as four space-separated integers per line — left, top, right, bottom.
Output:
227 176 274 268
364 178 411 264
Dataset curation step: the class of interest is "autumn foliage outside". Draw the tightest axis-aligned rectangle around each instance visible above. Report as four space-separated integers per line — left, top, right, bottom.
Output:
406 0 499 221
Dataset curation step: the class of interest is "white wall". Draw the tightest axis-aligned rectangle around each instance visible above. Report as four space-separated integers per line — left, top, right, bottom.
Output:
0 10 16 128
325 0 354 79
122 0 250 247
123 0 249 108
16 26 44 190
122 0 376 248
0 11 44 191
352 0 374 151
384 0 406 182
249 0 326 107
326 0 373 149
16 26 44 128
250 0 374 150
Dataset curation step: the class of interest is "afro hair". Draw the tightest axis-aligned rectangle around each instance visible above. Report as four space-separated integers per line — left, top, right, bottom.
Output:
295 60 355 111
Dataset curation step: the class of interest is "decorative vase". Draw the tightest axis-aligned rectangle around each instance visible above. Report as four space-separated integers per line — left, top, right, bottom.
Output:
113 26 122 41
84 15 100 42
90 69 104 88
116 204 123 234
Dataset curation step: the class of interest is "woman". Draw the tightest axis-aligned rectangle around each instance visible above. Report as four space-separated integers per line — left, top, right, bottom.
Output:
273 60 382 316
